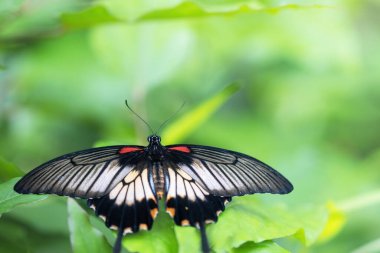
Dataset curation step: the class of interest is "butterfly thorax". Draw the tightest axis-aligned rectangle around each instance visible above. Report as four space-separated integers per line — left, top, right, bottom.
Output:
147 135 164 161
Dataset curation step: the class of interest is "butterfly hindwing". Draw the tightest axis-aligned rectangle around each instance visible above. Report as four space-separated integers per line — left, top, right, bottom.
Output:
88 162 158 234
166 145 293 197
14 145 145 198
165 161 231 228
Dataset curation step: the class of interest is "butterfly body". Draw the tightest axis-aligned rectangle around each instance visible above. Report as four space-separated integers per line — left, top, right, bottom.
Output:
14 134 293 253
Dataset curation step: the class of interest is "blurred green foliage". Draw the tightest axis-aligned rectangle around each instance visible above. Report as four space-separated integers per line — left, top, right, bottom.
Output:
1 0 380 252
67 198 112 253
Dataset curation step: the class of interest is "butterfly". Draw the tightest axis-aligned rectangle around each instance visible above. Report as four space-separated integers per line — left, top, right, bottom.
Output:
14 134 293 253
14 102 293 253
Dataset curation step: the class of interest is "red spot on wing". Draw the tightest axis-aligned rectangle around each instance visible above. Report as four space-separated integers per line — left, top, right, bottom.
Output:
168 146 191 153
119 147 143 154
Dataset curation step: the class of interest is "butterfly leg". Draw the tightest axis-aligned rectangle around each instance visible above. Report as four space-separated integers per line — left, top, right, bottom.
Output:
199 222 210 253
113 226 124 253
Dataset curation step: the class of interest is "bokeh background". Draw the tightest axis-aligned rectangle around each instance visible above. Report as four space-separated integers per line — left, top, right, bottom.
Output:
1 0 380 252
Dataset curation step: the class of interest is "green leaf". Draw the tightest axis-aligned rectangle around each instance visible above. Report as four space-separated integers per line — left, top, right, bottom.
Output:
122 206 178 253
0 178 47 215
67 198 112 253
316 202 346 243
174 226 200 253
0 214 71 253
0 157 24 182
138 2 328 21
57 2 327 30
174 225 290 253
60 5 121 30
139 2 211 20
161 83 240 144
174 196 328 252
232 241 290 253
317 189 380 244
206 196 327 252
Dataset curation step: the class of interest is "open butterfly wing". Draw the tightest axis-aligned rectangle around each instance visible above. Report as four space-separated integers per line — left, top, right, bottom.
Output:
166 145 293 197
164 160 230 228
88 160 158 234
14 145 145 198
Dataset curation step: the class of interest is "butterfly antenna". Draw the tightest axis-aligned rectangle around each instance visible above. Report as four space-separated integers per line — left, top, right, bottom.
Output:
113 226 124 253
199 222 210 253
155 101 185 134
125 100 154 134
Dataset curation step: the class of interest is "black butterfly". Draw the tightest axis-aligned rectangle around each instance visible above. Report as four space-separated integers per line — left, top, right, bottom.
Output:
15 98 293 253
14 134 293 253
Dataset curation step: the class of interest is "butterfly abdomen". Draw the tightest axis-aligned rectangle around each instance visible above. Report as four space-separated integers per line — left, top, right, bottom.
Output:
151 162 165 199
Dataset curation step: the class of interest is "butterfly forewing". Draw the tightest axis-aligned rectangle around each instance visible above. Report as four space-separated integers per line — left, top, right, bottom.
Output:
166 145 293 197
14 145 145 198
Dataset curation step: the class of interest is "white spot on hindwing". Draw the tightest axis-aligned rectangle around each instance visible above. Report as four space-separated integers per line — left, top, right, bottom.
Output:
115 185 128 205
110 225 118 230
123 227 133 234
176 175 186 198
184 181 196 201
126 182 135 205
135 176 145 202
109 182 123 200
167 168 176 199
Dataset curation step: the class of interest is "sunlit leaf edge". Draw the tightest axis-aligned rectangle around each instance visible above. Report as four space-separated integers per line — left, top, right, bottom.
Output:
59 1 329 30
208 196 329 251
161 82 241 143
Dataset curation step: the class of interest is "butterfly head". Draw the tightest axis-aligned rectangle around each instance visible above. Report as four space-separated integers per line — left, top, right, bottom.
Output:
147 135 161 145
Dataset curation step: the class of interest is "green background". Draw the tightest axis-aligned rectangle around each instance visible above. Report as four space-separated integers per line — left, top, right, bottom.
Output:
1 0 380 252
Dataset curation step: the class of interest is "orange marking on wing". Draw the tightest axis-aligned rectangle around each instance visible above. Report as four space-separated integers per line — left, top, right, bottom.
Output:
181 219 190 226
166 207 176 217
150 208 158 219
119 147 143 154
139 224 148 230
168 146 191 153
